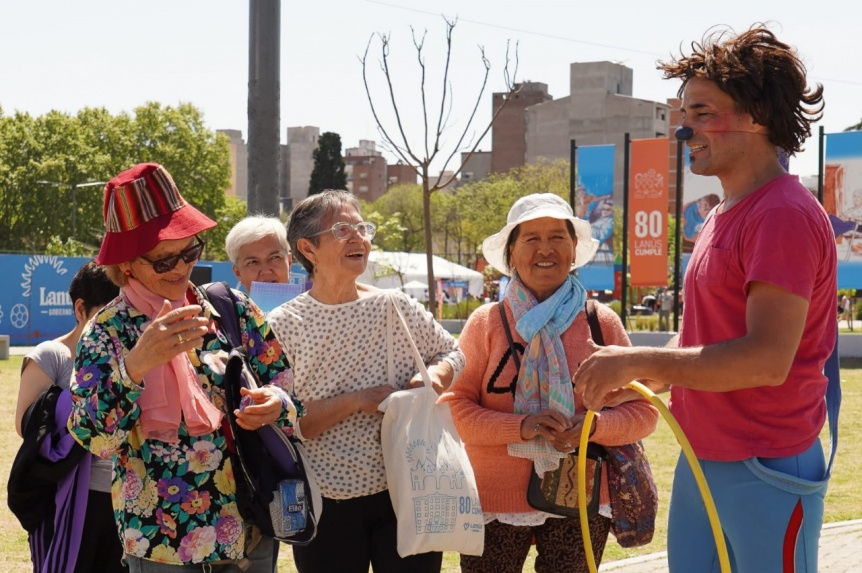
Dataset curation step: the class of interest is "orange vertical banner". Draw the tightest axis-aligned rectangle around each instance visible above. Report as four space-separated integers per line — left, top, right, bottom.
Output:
628 138 669 287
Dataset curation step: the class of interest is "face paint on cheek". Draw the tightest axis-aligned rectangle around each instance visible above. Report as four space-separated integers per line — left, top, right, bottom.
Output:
707 115 732 132
699 113 756 135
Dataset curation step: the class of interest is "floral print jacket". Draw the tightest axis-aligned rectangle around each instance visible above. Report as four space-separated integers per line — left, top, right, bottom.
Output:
68 285 303 565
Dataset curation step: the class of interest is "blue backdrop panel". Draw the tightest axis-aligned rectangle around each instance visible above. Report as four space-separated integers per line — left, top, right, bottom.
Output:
578 144 616 289
0 255 235 345
838 261 862 289
576 263 613 291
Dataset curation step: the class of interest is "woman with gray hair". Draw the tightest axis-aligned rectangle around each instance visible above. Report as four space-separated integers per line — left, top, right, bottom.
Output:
440 193 658 573
267 190 465 573
225 215 291 292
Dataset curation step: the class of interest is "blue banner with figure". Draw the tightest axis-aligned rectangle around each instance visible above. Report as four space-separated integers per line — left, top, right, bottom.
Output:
576 144 615 289
0 255 236 345
825 130 862 271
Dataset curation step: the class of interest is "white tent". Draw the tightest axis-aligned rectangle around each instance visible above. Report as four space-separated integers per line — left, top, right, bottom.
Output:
359 251 484 299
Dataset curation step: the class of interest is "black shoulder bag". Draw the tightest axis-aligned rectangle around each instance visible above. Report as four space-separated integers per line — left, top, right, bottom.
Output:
200 281 319 545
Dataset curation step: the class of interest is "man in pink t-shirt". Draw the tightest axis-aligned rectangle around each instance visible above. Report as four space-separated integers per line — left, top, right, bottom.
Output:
575 25 835 573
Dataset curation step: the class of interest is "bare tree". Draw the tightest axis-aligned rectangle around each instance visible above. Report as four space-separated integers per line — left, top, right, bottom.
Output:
361 16 519 316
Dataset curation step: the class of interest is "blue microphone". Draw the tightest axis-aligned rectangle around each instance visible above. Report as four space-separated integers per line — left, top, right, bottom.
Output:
675 126 693 141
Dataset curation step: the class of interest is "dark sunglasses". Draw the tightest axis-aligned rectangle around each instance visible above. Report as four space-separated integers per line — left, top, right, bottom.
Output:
139 239 205 274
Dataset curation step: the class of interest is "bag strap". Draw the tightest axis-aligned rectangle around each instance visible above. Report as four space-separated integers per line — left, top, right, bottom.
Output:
386 295 395 387
498 302 521 370
584 299 605 346
387 292 432 389
200 281 242 349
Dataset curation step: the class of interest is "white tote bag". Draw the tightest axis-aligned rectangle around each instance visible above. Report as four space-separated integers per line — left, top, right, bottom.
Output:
378 293 485 557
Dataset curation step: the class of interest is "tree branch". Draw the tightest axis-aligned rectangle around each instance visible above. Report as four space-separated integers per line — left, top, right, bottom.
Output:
411 26 431 160
360 34 421 167
434 41 521 191
434 16 458 159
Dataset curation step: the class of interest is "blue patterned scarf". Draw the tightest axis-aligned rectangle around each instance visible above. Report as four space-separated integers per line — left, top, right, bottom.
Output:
505 272 586 473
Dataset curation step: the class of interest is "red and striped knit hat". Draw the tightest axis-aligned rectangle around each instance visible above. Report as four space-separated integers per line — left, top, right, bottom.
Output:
95 163 216 265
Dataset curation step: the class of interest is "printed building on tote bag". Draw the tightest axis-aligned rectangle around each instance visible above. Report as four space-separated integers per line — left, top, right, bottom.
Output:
408 439 470 534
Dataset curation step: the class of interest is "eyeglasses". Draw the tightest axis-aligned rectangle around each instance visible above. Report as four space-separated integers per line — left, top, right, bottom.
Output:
310 222 377 241
139 239 206 274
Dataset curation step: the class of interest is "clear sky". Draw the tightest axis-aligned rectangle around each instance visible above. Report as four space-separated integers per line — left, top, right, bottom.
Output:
2 0 860 179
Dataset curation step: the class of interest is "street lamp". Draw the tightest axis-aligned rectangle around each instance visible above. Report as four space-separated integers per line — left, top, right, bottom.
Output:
36 180 107 240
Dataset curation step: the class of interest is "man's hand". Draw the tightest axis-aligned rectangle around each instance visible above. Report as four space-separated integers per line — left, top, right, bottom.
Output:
574 341 639 410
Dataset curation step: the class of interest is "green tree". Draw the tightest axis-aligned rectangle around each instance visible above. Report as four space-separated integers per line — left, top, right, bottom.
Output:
431 191 465 265
846 120 862 131
365 183 425 252
0 109 105 252
44 236 94 258
360 207 408 254
0 103 231 256
308 132 346 195
448 159 569 268
205 195 251 261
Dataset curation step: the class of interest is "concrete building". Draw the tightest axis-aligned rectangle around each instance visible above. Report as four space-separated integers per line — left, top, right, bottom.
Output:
387 161 418 188
491 82 553 175
281 126 319 212
345 140 387 202
524 61 671 196
219 128 426 209
218 129 248 200
460 150 492 185
435 170 459 192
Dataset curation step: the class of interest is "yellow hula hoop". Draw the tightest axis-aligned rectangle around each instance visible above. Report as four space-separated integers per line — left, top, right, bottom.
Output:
577 381 731 573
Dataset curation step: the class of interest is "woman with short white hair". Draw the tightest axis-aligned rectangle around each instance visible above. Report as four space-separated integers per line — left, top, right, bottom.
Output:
225 215 291 292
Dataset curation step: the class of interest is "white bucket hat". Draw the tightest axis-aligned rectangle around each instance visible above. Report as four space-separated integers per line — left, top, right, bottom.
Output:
482 193 599 275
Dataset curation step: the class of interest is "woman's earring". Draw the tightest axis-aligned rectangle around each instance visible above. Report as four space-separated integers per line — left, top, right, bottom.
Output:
124 269 132 277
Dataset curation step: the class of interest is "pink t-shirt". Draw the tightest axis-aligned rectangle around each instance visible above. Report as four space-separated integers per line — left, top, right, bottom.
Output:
672 174 837 461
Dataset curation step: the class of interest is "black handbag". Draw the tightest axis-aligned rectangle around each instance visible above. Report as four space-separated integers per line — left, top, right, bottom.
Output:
526 442 604 518
498 302 604 518
200 282 320 545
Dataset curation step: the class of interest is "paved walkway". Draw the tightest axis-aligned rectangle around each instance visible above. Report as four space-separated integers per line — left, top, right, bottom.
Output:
600 519 862 572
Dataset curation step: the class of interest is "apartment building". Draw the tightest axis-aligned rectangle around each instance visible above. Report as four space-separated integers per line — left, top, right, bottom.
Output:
523 61 671 197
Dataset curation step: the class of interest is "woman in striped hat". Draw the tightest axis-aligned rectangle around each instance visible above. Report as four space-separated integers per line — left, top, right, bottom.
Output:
67 162 303 571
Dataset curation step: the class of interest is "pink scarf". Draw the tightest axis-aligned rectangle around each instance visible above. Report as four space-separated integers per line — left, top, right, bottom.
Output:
123 278 223 442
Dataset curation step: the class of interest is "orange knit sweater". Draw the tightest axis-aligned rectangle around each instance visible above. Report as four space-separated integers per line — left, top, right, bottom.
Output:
440 301 659 514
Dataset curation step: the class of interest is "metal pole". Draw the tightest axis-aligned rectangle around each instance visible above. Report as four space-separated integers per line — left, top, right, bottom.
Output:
621 133 630 330
818 125 825 205
569 139 577 211
673 139 683 332
247 0 281 216
71 184 77 239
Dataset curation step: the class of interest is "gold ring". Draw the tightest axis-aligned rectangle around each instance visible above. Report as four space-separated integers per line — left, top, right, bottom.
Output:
177 332 185 344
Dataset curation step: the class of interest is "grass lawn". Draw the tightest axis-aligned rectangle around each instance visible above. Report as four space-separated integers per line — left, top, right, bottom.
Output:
2 355 860 572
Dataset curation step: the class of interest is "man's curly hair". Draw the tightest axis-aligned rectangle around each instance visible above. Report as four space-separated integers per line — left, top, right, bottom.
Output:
658 24 823 155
